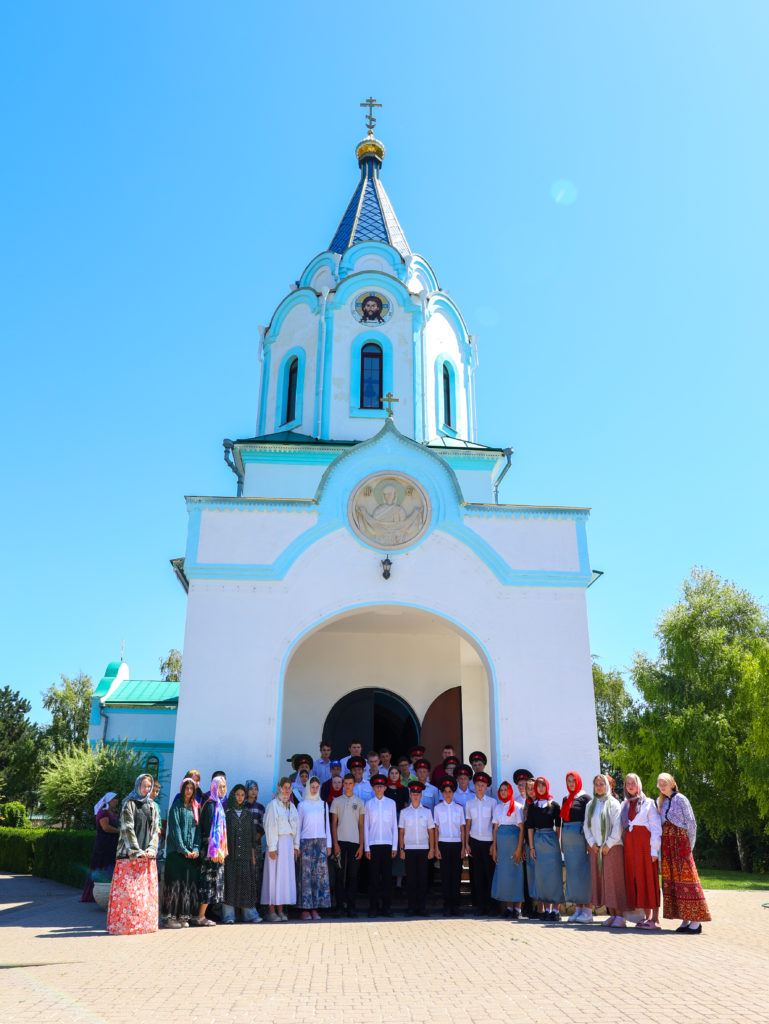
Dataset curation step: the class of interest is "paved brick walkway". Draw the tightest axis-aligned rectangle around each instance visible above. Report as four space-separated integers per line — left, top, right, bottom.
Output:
1 873 767 1024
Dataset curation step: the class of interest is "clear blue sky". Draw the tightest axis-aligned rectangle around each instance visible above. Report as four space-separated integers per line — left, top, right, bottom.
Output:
2 2 767 723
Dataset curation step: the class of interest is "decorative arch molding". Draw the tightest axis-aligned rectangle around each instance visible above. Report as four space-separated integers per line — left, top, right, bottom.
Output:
328 270 422 315
339 240 407 281
434 354 459 437
298 251 340 289
426 293 471 346
274 601 500 791
274 347 306 431
406 254 440 293
265 288 320 342
349 331 393 418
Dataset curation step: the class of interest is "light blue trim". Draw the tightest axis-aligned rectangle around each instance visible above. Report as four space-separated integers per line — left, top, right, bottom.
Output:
338 241 406 281
462 504 590 520
407 254 440 292
298 251 339 289
186 496 318 511
185 506 202 565
576 518 591 575
274 347 306 431
103 707 177 715
256 344 271 436
434 354 459 436
320 305 335 438
412 305 425 440
327 270 421 314
426 293 471 344
350 331 393 417
238 450 340 468
273 600 501 791
265 289 320 342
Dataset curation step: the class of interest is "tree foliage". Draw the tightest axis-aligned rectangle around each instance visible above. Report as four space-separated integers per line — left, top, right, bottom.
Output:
0 686 46 806
39 740 146 828
620 568 769 871
159 649 182 682
42 673 93 753
592 660 632 783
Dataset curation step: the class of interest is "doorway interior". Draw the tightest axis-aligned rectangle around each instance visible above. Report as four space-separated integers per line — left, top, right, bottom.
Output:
323 687 419 760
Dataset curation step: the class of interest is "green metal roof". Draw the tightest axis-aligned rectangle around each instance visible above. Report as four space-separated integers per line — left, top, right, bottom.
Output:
104 679 179 706
93 661 124 698
425 437 504 452
235 431 357 446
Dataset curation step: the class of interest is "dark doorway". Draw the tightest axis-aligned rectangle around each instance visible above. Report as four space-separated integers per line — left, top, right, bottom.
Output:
420 687 463 768
323 688 420 761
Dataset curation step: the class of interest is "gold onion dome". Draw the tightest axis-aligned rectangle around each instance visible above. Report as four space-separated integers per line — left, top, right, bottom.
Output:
356 133 385 165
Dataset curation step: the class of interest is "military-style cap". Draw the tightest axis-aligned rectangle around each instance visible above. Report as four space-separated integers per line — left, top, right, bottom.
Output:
348 755 366 769
408 781 425 792
456 764 473 778
513 768 533 784
371 774 388 786
468 751 487 765
440 777 458 792
414 758 431 771
409 745 426 758
473 771 492 786
443 756 460 768
290 753 314 771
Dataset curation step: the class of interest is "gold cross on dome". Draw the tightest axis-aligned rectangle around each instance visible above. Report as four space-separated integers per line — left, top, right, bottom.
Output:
360 96 382 135
383 392 399 417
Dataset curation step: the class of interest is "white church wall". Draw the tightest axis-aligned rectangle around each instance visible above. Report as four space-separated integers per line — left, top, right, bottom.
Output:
105 710 177 745
242 462 331 499
264 303 318 434
197 507 319 563
424 310 468 438
450 467 494 503
463 515 582 572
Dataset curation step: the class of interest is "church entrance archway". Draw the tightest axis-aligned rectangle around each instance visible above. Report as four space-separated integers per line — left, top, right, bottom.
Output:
322 688 419 760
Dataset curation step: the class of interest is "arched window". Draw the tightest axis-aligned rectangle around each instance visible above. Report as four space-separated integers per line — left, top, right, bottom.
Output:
360 343 383 409
144 754 160 780
442 364 453 428
284 357 298 424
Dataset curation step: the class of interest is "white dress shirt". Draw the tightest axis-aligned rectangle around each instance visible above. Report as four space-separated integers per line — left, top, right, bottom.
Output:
364 795 398 851
354 780 374 803
465 795 496 841
433 800 466 842
492 801 524 827
399 804 435 850
454 786 472 810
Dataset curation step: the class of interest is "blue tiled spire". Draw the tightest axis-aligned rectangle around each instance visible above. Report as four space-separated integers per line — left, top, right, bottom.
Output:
329 136 410 257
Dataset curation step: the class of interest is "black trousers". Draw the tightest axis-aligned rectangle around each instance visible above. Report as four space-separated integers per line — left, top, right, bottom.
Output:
404 849 429 913
469 836 494 913
338 840 360 910
368 844 393 912
438 841 462 913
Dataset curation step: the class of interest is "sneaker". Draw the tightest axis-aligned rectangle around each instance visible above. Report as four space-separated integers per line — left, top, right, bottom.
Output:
567 910 582 923
266 911 281 923
163 918 183 929
278 912 288 921
577 909 593 923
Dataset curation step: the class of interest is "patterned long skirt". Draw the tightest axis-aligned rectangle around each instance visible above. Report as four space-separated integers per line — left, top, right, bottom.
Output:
661 821 711 922
198 858 225 905
106 857 158 935
624 824 660 910
299 838 331 909
161 851 200 922
562 822 592 905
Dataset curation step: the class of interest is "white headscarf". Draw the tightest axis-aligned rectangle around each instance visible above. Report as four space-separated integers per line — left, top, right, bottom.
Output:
303 776 322 801
94 792 117 816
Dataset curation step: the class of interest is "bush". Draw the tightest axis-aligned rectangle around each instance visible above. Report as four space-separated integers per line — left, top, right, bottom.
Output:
0 827 39 872
39 740 146 828
0 801 30 828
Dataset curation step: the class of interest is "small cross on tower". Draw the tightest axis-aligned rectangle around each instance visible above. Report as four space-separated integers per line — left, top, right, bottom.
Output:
360 96 382 136
383 392 399 418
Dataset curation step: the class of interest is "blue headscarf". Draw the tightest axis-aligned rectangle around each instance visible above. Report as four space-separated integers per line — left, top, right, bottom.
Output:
121 773 153 811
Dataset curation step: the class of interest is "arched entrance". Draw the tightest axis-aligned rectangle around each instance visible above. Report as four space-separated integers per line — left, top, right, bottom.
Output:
323 688 419 759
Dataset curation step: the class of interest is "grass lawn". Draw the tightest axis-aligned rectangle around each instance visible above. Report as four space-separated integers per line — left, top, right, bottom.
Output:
699 868 769 891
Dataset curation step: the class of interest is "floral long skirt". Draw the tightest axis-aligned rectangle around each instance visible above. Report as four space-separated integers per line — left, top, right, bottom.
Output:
106 857 158 935
661 821 711 922
299 838 331 909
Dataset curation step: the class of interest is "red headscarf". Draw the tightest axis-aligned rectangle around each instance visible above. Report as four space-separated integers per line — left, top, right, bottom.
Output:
560 770 582 822
326 776 344 805
497 780 518 817
535 776 552 801
387 768 403 789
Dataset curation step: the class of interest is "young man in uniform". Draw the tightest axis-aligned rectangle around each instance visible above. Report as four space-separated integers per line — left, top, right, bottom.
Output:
330 773 365 917
454 765 474 809
378 747 393 775
340 740 364 774
398 781 436 917
350 756 373 802
465 770 496 916
433 777 466 916
430 745 456 786
312 741 333 785
364 750 381 782
364 774 398 918
414 759 441 812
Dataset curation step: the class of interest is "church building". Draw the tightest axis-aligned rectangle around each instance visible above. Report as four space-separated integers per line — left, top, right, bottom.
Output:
170 106 600 792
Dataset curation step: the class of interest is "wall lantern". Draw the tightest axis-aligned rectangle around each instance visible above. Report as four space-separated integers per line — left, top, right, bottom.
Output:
381 555 392 580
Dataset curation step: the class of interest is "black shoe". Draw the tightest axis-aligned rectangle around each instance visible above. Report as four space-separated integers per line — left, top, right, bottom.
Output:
675 921 690 932
683 923 702 934
550 911 560 922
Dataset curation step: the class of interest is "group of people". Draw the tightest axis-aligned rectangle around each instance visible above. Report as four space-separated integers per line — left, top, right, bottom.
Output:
92 738 711 936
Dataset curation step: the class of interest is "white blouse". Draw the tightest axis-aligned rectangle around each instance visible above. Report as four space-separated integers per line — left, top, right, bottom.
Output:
622 797 662 858
582 796 623 850
493 802 524 828
263 798 299 853
297 799 332 845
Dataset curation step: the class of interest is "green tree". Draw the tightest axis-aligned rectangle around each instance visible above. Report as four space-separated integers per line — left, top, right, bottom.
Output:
0 686 46 806
42 673 93 753
39 739 147 828
159 649 182 682
621 568 769 871
592 660 633 783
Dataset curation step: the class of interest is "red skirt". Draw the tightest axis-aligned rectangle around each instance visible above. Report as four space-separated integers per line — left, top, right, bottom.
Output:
660 821 711 922
624 824 660 909
106 857 158 935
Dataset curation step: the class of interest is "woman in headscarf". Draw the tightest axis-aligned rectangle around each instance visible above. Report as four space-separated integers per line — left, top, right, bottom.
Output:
222 783 261 923
657 772 711 933
81 792 119 902
583 774 627 927
490 781 524 918
262 777 300 921
106 774 160 935
523 775 539 916
297 776 332 920
525 776 563 920
292 765 310 805
161 777 201 928
620 773 662 929
560 771 592 923
193 774 228 926
244 779 266 900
